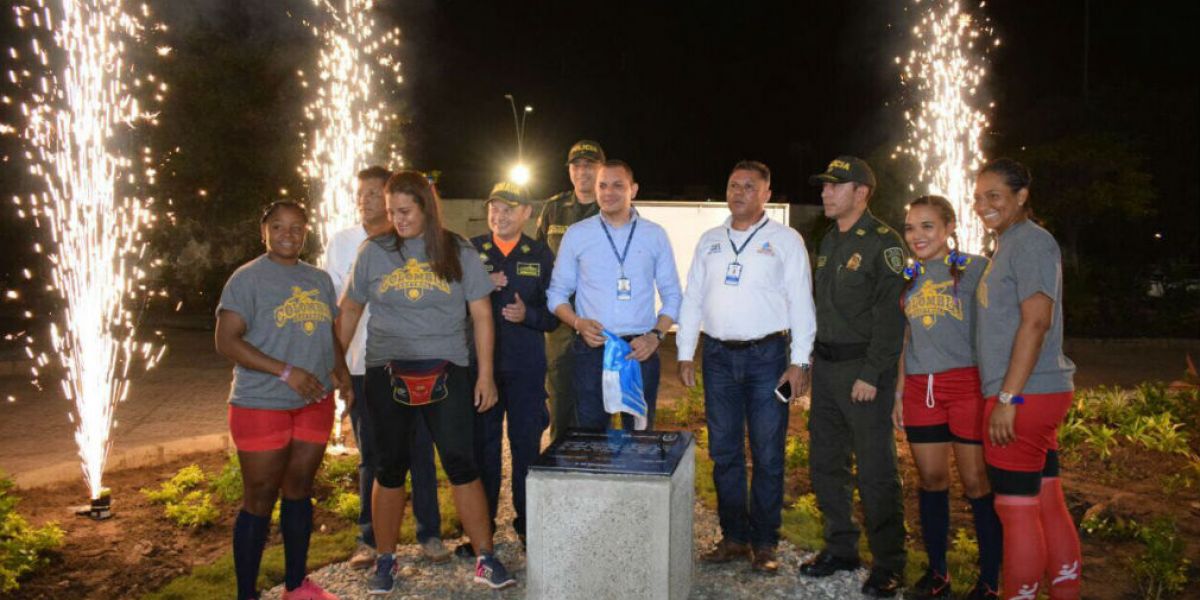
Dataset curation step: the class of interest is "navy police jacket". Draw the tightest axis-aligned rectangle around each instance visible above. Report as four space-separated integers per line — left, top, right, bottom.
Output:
471 233 558 373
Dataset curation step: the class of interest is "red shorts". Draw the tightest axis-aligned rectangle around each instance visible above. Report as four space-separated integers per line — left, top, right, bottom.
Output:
228 394 335 452
903 366 985 443
982 390 1074 472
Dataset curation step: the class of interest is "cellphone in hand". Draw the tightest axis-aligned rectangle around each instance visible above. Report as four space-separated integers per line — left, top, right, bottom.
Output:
774 380 792 404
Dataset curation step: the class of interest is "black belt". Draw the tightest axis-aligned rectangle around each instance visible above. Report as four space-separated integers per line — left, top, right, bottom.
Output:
620 333 648 343
703 330 789 350
813 341 869 362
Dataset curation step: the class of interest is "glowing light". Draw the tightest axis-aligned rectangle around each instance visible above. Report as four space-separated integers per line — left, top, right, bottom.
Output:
9 0 163 499
899 0 994 253
508 164 531 186
301 0 403 451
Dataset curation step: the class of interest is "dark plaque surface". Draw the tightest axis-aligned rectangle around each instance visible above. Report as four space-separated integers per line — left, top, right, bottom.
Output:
531 429 694 476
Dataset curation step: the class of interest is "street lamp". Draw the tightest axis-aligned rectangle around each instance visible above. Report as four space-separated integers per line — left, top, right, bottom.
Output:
504 94 534 187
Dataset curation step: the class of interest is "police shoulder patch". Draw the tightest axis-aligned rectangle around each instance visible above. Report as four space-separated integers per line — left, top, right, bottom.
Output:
816 255 827 268
883 247 905 274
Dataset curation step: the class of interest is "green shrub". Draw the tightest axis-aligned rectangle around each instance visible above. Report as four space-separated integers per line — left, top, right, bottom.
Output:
142 464 207 504
315 454 358 491
785 436 809 471
328 491 360 522
0 472 64 593
1133 518 1189 599
209 453 242 504
163 491 220 528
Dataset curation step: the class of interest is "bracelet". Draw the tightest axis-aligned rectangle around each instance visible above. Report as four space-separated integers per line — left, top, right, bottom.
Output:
279 364 293 382
573 316 580 331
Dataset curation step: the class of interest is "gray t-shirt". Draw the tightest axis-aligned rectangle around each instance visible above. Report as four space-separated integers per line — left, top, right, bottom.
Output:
904 254 987 375
975 220 1076 396
217 255 339 410
345 234 491 367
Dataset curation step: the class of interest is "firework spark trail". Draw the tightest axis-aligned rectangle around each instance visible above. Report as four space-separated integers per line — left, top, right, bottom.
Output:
10 0 161 499
301 0 402 448
899 0 997 253
302 0 403 250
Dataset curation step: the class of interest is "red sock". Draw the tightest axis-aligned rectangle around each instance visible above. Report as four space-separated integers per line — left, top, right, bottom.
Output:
1039 477 1082 599
994 494 1045 599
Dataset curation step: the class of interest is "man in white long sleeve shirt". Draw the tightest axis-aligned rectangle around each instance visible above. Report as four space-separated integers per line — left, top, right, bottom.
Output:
675 161 816 574
324 166 448 568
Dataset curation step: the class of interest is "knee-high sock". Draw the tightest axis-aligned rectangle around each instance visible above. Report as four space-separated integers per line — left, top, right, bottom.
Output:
1039 478 1082 599
968 493 1002 590
280 497 314 591
994 494 1045 599
233 510 271 600
918 489 950 576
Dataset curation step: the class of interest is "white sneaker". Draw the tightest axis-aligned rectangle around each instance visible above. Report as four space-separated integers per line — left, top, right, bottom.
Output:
420 537 451 563
349 543 377 570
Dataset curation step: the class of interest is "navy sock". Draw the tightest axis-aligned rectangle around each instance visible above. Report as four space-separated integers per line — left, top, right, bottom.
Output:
918 489 950 576
233 510 270 600
280 497 314 591
969 493 1003 589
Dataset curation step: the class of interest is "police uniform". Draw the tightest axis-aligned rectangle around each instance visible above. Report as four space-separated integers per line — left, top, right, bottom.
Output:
536 139 605 441
808 161 908 579
471 195 558 540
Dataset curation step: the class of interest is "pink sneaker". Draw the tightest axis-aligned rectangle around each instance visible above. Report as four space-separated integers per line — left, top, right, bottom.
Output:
281 577 339 600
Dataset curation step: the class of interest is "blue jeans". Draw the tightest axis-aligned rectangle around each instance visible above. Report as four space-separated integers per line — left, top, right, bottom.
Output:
473 369 550 536
350 375 441 546
571 335 660 430
701 334 789 547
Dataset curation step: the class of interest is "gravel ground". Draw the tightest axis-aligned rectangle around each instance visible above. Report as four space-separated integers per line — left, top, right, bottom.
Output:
265 429 889 599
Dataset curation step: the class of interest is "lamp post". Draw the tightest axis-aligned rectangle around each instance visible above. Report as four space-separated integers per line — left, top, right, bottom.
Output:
504 94 533 185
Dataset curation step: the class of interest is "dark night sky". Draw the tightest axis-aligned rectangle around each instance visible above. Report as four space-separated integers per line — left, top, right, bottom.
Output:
386 1 1198 203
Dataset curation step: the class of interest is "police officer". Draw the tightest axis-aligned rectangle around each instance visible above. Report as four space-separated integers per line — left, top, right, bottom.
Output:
801 156 907 597
536 139 605 441
471 182 557 548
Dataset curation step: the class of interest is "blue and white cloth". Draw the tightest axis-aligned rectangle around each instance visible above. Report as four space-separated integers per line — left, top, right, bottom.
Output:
601 330 647 430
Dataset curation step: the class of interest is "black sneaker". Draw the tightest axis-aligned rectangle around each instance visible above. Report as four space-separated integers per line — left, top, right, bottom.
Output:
911 570 951 599
862 567 902 598
798 551 861 577
454 541 476 559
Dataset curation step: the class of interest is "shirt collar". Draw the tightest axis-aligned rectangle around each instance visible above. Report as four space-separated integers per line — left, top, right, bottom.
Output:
598 207 638 229
723 212 770 231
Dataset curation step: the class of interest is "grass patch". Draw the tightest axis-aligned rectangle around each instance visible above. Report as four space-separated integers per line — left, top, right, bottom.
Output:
143 527 357 600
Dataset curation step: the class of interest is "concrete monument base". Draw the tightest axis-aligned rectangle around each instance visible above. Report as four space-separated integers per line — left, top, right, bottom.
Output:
525 430 695 600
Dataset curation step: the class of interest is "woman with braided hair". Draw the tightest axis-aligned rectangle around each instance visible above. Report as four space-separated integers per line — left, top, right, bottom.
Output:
892 195 1001 599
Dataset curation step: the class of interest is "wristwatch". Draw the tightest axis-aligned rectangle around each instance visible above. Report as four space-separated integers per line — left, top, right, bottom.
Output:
796 363 811 371
650 328 665 341
998 391 1025 406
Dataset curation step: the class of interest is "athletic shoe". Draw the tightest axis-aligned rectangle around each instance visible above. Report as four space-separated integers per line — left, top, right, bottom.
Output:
798 551 861 577
474 553 516 589
420 537 451 563
911 570 951 599
367 553 397 596
349 543 377 570
861 567 902 598
281 577 339 600
964 581 1000 600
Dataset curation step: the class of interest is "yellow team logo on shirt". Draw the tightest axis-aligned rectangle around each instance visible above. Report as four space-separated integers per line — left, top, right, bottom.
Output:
977 260 992 308
274 287 332 335
905 279 964 329
379 258 452 302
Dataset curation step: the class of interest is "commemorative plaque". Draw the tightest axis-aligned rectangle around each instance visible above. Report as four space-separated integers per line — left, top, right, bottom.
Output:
525 429 695 600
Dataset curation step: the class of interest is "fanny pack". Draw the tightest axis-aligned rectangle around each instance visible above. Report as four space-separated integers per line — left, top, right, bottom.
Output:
385 359 451 406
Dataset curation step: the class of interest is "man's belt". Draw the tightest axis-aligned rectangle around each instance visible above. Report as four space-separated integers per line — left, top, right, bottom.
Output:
813 341 869 362
703 330 789 350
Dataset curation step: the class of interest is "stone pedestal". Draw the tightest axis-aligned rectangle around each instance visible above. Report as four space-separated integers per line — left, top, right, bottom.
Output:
525 430 695 600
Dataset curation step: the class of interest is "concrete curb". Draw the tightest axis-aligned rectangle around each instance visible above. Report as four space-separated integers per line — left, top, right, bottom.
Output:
12 432 234 490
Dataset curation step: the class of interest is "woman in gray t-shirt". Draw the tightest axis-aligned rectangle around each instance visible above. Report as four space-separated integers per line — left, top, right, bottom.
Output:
973 159 1081 598
215 201 351 600
891 195 999 597
337 171 514 592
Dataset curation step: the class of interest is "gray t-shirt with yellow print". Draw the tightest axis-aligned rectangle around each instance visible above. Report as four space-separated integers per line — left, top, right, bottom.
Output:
903 254 987 375
217 255 339 410
345 234 492 367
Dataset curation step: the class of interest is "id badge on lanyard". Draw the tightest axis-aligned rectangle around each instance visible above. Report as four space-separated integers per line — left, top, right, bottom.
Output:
601 217 639 302
617 276 632 300
724 263 742 286
725 219 769 287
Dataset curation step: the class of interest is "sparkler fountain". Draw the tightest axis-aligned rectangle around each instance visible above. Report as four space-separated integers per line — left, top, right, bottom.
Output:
8 0 163 515
899 0 997 253
301 0 402 451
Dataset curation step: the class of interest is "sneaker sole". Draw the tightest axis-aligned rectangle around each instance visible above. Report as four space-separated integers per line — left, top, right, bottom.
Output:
367 584 395 596
474 575 516 590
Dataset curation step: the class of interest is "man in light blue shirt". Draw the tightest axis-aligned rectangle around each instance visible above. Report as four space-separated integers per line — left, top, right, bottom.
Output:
547 159 682 430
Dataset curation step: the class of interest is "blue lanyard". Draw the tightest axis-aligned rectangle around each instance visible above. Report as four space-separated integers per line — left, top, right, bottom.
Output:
599 216 638 275
725 219 769 264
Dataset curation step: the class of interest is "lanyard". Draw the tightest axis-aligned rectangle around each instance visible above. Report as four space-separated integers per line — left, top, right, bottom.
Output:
599 216 638 275
725 219 769 264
